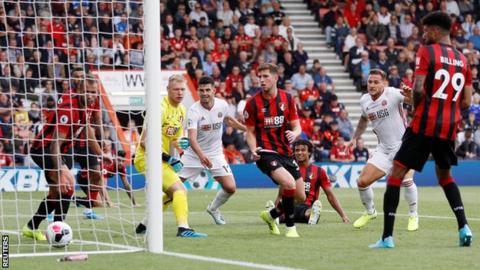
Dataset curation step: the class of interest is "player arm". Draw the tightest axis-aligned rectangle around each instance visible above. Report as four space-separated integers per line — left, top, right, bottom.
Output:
187 128 206 158
400 83 413 105
49 129 68 170
323 186 349 222
461 85 473 110
412 75 426 109
352 115 368 141
86 125 103 155
287 119 302 143
246 125 257 153
224 115 247 132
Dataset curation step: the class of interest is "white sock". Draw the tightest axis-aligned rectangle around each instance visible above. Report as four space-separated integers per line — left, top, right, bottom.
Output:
84 208 93 214
208 189 233 211
403 179 418 216
358 186 375 215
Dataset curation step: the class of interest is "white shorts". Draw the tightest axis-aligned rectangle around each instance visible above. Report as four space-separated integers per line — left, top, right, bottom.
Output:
367 146 400 175
178 154 233 180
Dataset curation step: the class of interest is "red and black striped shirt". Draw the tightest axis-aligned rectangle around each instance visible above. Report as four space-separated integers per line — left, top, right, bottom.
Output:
411 43 472 140
300 164 331 206
31 93 87 152
244 89 299 157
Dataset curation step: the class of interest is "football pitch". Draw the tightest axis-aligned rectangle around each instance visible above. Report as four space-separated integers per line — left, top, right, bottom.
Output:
6 187 480 270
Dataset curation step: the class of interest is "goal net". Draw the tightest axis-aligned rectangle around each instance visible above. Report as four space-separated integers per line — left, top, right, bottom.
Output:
0 0 152 256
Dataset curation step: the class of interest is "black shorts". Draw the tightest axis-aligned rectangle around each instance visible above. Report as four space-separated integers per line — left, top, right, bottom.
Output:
256 152 301 184
73 146 101 169
279 204 310 224
30 147 74 184
394 128 458 172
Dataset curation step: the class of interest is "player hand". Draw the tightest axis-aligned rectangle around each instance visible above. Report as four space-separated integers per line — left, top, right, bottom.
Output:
342 216 351 223
178 137 190 150
400 83 412 97
285 130 297 144
347 138 357 148
59 165 74 194
102 153 113 164
167 157 184 173
251 148 261 161
199 154 213 169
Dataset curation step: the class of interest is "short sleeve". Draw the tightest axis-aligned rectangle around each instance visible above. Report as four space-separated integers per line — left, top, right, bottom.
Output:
318 167 332 189
465 63 473 87
388 87 405 105
186 107 199 130
244 98 256 127
288 94 299 122
414 46 430 76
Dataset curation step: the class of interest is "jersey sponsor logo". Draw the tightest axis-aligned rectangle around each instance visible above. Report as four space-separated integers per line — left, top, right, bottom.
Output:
200 122 222 131
368 108 389 121
304 181 310 194
264 115 284 128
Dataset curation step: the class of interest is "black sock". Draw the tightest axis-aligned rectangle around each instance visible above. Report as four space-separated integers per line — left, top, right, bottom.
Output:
269 202 282 219
72 196 92 208
282 195 295 227
55 193 73 222
383 185 401 240
442 182 468 230
28 197 58 230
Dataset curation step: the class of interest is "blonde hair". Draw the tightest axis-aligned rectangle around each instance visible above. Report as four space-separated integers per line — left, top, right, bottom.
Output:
167 74 185 88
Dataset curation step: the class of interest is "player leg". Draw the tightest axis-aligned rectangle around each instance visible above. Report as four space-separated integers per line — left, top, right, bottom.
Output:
371 129 429 248
207 159 236 225
432 139 472 246
402 170 419 231
353 154 387 228
163 163 207 238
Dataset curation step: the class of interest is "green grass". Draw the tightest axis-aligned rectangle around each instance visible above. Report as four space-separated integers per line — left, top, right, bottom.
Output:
4 187 480 270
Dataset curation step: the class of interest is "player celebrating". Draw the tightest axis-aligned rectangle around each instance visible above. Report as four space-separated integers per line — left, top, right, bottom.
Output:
135 74 207 238
270 140 350 225
179 76 246 225
244 63 305 238
24 78 97 240
350 69 419 231
371 12 473 249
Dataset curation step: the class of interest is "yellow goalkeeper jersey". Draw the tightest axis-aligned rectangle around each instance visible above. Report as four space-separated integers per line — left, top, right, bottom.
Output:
135 96 186 164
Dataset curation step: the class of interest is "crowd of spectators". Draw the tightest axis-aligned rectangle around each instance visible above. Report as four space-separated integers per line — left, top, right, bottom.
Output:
1 0 480 169
313 0 480 159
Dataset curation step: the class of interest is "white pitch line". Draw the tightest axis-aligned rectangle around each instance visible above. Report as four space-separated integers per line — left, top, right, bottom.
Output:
163 251 304 270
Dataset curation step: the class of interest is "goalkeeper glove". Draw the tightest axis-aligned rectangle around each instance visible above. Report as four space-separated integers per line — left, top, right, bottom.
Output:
178 137 190 150
168 157 183 173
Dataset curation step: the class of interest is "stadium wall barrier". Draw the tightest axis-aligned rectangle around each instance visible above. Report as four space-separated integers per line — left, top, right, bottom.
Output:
1 161 479 192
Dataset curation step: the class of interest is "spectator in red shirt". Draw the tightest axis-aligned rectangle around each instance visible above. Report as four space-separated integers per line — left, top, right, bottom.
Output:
269 25 287 52
0 141 13 167
330 136 355 162
298 80 320 108
299 106 314 138
224 144 246 164
225 65 243 97
169 28 186 56
235 25 253 51
327 95 345 118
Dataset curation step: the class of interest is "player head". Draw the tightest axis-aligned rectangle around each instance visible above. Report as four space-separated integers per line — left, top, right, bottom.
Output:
258 63 279 94
197 76 215 107
72 67 85 91
367 69 387 99
293 139 313 164
85 76 99 106
167 74 186 105
421 11 452 45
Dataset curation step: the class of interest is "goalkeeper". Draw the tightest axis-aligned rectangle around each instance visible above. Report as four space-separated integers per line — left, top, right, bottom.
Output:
134 74 207 238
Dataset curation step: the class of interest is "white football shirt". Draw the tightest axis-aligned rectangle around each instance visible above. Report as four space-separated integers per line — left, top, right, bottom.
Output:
360 87 407 151
184 97 228 158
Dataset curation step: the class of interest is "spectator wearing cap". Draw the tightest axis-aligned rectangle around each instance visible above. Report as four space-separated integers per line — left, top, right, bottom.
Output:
388 65 401 88
291 64 313 91
337 109 353 140
353 138 369 162
330 136 355 162
456 127 478 159
299 106 314 138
